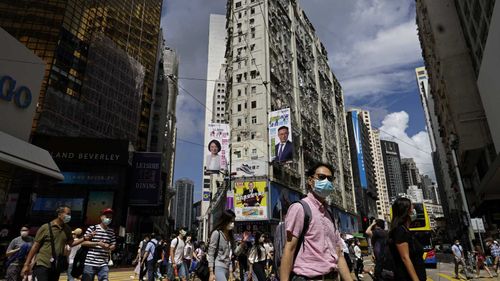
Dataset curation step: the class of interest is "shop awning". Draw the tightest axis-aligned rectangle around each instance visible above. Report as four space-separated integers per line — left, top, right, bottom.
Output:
0 131 64 180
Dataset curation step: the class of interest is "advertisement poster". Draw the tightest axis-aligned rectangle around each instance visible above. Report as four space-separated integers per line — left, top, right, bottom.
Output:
204 123 230 175
234 181 268 221
352 111 367 189
231 159 267 177
130 152 162 205
270 183 302 220
268 108 293 162
85 191 114 225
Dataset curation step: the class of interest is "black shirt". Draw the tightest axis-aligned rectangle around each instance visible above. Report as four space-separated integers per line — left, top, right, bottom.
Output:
371 229 387 259
389 225 426 281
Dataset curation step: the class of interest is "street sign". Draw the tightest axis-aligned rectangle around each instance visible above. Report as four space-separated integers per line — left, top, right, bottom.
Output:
471 218 486 233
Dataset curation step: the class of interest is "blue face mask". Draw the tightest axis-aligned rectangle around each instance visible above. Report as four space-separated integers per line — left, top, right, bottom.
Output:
314 179 334 198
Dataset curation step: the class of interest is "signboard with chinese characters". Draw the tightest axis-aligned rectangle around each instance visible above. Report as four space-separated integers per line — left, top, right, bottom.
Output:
204 123 230 175
234 181 268 221
268 108 293 163
129 152 162 206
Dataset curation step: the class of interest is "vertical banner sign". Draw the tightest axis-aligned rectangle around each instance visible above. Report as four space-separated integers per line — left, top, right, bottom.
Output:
234 181 268 221
205 123 230 175
130 152 162 205
352 111 367 189
269 108 293 162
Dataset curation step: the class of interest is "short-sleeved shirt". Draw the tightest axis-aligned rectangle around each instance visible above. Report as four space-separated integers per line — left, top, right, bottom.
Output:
371 229 387 258
285 192 343 277
170 237 185 265
84 224 116 267
184 243 193 260
34 222 72 269
389 225 426 281
248 245 267 264
145 239 158 261
491 244 500 257
7 236 34 263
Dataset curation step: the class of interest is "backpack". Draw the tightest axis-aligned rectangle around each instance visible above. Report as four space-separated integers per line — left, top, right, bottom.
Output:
379 238 395 280
151 241 163 262
71 225 97 278
273 200 312 274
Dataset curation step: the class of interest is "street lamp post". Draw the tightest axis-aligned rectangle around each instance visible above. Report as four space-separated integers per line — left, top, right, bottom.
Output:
449 133 474 251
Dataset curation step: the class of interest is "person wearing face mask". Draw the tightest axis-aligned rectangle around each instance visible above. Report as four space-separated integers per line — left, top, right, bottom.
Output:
388 198 426 281
169 228 188 281
280 163 353 281
247 232 268 281
208 210 238 281
5 225 33 281
22 205 75 281
81 208 116 281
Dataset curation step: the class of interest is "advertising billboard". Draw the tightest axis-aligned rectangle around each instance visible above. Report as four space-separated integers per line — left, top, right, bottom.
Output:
231 159 267 177
130 152 162 206
85 191 114 225
204 123 230 175
270 183 302 220
352 111 368 189
234 181 268 221
268 108 293 163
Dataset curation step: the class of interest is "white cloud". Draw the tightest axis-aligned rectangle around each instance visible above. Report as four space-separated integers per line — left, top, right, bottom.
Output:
175 94 206 141
379 111 436 180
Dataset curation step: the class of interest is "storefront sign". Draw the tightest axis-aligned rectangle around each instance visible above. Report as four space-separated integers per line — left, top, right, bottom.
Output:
0 75 32 109
234 181 268 221
61 172 119 185
129 152 162 206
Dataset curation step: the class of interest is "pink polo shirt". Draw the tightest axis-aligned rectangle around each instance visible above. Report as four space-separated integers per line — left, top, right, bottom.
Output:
285 192 343 277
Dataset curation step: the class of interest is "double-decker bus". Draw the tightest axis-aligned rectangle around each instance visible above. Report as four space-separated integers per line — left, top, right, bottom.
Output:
409 203 436 268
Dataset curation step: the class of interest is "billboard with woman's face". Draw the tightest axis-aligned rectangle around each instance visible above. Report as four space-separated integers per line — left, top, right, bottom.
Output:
204 123 230 175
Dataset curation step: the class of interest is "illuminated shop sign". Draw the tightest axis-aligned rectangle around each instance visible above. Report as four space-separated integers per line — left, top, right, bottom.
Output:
0 75 32 109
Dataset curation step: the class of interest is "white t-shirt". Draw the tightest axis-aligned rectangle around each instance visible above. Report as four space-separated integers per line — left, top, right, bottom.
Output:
170 237 185 265
248 245 267 264
263 242 274 259
67 244 81 264
184 243 193 260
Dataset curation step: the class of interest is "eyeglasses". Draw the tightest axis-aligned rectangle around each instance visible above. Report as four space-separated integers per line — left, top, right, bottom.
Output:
315 173 334 182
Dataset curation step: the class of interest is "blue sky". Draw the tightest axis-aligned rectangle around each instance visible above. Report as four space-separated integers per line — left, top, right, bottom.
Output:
162 0 434 201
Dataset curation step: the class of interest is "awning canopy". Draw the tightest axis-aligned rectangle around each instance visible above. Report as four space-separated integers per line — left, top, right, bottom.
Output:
0 131 64 180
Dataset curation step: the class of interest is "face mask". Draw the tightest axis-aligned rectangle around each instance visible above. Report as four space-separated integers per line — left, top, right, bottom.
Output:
102 217 112 225
63 215 71 224
226 222 235 230
313 179 334 198
20 231 29 237
409 209 417 221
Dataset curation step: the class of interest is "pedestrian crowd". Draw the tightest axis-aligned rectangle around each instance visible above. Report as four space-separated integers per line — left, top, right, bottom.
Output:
3 162 500 281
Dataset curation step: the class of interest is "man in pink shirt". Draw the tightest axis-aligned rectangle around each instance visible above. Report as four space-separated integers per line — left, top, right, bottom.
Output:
280 163 353 281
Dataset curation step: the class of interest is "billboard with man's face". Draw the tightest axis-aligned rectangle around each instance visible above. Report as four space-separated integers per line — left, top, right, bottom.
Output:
204 123 230 175
268 108 293 162
234 181 268 221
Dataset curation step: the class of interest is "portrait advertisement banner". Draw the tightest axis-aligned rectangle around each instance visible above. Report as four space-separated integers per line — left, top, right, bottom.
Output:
234 181 268 221
129 152 162 206
268 108 293 163
231 159 267 177
352 111 367 189
205 123 230 175
270 183 302 220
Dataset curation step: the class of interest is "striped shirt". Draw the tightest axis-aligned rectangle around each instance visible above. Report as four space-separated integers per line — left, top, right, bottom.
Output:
84 224 116 267
491 244 500 257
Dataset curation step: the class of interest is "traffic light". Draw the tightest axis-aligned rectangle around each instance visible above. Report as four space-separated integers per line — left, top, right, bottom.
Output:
362 216 369 231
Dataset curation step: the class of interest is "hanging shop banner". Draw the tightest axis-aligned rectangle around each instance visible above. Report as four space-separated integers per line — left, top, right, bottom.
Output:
129 152 162 206
351 111 367 189
270 182 302 220
268 108 293 163
234 181 268 221
204 123 230 175
231 159 267 177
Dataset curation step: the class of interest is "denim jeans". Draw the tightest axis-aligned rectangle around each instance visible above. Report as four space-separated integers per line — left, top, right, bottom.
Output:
66 263 74 281
82 265 109 281
215 266 229 281
146 260 155 281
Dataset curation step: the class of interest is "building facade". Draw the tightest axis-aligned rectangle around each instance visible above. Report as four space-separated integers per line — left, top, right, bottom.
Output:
416 0 499 238
407 185 424 204
380 140 405 202
0 0 163 150
372 130 390 220
172 178 194 230
223 0 356 229
401 158 421 192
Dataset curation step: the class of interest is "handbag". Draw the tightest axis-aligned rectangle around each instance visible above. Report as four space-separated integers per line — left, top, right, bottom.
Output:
47 223 69 273
108 253 114 266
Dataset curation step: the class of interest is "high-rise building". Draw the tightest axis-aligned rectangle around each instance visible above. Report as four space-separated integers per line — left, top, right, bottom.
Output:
212 66 228 124
0 0 163 149
224 0 355 215
372 130 390 220
172 178 194 230
346 109 378 223
407 185 424 204
401 158 421 192
416 0 499 235
380 140 405 201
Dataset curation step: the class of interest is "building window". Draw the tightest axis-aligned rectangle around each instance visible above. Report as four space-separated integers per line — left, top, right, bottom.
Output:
251 86 256 94
251 7 255 14
237 135 241 141
251 101 257 108
250 44 255 51
237 104 242 111
250 70 258 79
237 119 242 126
238 89 242 96
250 18 255 25
236 74 242 82
238 12 242 19
235 1 241 8
252 149 257 154
251 116 257 124
251 58 256 65
235 151 241 158
251 133 255 139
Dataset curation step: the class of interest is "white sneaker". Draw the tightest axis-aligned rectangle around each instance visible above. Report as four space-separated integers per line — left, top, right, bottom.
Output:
358 274 364 278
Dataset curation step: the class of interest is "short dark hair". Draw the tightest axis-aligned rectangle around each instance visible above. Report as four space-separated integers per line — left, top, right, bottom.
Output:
375 219 385 229
306 162 334 178
208 139 222 153
56 205 70 215
277 126 289 132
